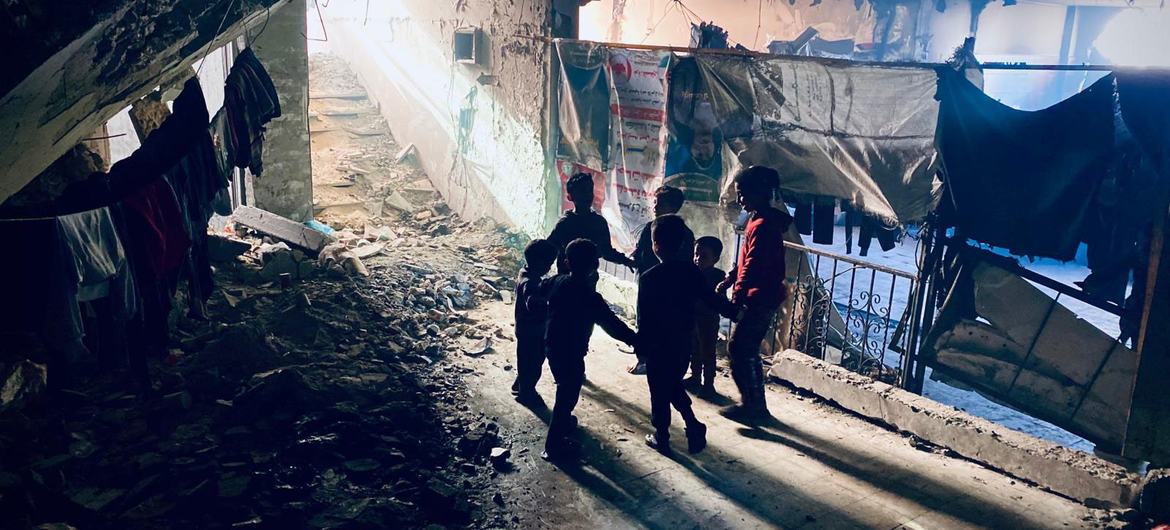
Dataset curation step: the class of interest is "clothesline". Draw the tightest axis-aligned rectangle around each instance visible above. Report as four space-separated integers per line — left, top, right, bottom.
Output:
522 35 1166 73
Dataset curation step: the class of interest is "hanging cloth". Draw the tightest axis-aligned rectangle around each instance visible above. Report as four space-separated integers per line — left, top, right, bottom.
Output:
935 69 1115 260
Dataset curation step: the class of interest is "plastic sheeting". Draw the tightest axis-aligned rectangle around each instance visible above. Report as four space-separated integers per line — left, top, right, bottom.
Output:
694 55 942 226
556 43 944 253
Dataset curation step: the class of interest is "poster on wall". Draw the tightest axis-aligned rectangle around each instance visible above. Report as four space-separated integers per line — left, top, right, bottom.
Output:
555 160 606 212
603 48 672 251
663 56 735 205
556 41 611 170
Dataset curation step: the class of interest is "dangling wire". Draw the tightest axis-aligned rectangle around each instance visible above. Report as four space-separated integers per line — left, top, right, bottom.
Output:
753 0 763 49
196 0 239 78
249 6 273 43
641 2 676 44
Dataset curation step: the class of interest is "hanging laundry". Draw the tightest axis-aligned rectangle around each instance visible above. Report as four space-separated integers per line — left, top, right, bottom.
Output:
857 216 898 257
117 178 190 363
843 203 859 254
791 197 812 236
812 197 835 245
934 69 1115 261
224 47 281 177
0 78 211 219
210 109 237 186
0 208 135 362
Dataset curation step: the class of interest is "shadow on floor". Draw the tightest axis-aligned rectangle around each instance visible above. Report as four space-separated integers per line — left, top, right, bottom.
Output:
576 382 1035 529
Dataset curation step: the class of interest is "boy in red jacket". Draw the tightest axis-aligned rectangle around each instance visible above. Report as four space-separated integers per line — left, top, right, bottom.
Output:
719 166 792 420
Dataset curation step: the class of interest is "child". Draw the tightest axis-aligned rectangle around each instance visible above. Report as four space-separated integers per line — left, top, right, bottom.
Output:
637 215 732 456
540 238 638 460
629 185 691 276
626 185 692 376
512 239 558 403
720 166 792 421
686 236 726 393
547 172 635 272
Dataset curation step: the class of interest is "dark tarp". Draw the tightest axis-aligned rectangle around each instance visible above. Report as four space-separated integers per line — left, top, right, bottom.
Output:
935 69 1116 261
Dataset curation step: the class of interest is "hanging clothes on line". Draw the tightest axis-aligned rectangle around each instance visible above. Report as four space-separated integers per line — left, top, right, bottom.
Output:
0 78 211 219
224 47 281 177
0 208 135 362
166 124 227 316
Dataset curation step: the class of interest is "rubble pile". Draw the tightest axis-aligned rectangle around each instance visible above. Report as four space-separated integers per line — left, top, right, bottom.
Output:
0 197 526 529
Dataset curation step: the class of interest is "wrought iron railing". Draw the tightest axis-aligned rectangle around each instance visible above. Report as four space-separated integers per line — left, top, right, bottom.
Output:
778 241 922 389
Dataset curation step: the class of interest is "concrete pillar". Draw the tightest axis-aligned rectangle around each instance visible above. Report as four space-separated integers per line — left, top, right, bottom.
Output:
251 0 312 221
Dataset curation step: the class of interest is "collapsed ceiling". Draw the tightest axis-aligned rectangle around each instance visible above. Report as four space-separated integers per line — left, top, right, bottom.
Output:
0 0 287 205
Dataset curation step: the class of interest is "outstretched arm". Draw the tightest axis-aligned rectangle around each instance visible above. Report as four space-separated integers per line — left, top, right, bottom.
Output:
591 293 637 346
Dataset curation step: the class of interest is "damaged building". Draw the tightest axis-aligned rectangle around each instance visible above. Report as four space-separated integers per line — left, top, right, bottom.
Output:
2 0 1170 528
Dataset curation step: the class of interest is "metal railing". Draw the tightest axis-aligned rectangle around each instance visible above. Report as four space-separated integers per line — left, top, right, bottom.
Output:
778 241 922 389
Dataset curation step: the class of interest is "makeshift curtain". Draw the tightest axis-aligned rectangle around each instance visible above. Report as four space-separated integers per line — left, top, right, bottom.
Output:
556 44 943 254
935 69 1117 261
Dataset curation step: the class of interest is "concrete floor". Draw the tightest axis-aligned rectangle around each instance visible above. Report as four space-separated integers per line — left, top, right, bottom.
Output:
458 301 1099 529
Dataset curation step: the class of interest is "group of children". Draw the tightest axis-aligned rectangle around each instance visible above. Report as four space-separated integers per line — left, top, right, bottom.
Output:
511 166 792 460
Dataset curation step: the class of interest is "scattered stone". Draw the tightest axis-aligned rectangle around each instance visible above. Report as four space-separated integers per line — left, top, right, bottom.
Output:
383 191 416 213
0 359 47 413
463 337 492 356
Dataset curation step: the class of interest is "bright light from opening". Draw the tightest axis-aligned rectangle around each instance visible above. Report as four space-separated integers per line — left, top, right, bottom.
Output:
1094 9 1170 67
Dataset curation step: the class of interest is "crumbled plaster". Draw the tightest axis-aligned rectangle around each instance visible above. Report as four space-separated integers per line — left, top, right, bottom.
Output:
0 0 284 204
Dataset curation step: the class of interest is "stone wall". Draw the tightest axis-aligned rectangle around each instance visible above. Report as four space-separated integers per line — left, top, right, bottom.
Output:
322 0 557 236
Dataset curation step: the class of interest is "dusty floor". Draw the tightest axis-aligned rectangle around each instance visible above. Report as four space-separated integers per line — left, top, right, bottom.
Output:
455 300 1134 529
309 51 422 231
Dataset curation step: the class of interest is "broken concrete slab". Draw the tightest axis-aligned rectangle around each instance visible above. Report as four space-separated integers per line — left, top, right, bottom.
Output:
233 206 334 253
350 242 386 259
768 349 1141 507
394 143 418 164
383 191 416 214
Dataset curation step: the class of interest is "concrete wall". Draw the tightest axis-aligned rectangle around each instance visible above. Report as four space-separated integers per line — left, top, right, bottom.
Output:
580 0 879 50
321 0 557 237
252 0 314 221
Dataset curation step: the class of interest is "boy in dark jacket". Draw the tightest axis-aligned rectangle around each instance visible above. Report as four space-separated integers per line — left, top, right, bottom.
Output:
547 172 635 272
540 239 638 460
638 216 733 456
512 239 558 403
626 185 692 376
686 236 727 393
